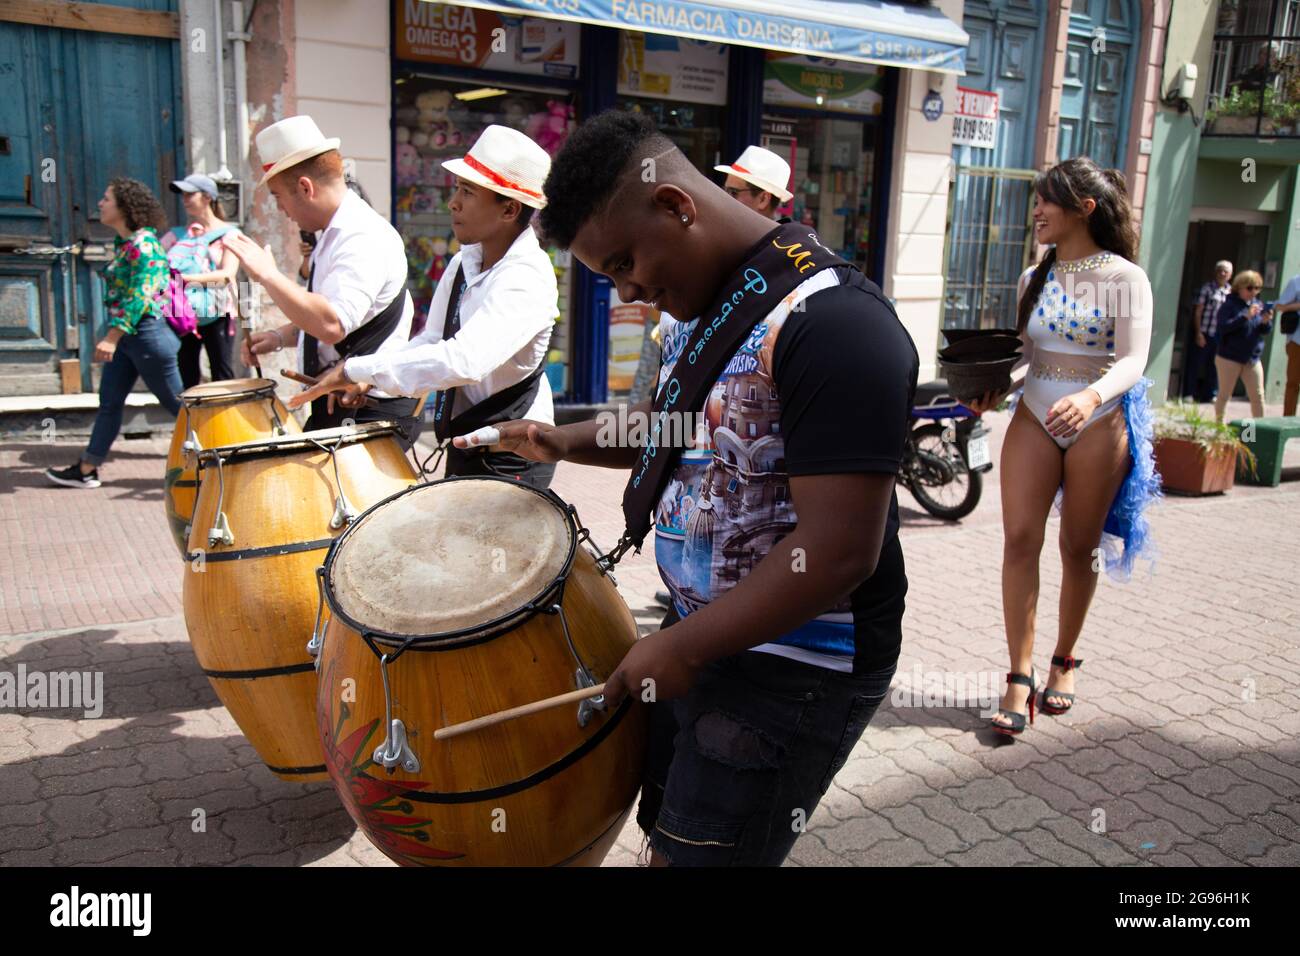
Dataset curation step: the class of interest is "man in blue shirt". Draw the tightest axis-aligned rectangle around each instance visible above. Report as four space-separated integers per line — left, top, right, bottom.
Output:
1183 260 1231 402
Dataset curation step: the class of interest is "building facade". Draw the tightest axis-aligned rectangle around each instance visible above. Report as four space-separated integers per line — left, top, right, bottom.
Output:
5 1 1293 406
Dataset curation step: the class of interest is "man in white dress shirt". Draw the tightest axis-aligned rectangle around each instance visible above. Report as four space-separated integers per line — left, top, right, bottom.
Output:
226 115 418 436
291 125 558 488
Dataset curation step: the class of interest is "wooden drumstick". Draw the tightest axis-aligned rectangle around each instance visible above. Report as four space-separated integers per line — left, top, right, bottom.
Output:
281 369 379 408
281 368 318 386
434 683 608 741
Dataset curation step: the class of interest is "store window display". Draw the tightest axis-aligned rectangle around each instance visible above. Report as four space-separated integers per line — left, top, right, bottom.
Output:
760 116 882 274
393 74 577 394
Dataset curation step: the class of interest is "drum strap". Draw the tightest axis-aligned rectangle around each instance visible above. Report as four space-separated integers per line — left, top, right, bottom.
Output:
606 223 851 567
303 263 411 423
429 265 547 443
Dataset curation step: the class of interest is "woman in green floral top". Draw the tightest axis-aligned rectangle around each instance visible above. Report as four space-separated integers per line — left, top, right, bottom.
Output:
46 177 184 489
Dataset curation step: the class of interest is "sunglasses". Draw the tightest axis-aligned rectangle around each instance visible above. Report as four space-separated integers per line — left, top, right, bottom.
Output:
724 185 757 198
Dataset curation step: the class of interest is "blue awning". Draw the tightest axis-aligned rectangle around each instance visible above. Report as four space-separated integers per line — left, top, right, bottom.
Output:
441 1 969 74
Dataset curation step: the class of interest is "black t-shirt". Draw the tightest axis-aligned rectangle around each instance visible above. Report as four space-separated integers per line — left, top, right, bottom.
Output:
772 266 919 672
654 264 917 675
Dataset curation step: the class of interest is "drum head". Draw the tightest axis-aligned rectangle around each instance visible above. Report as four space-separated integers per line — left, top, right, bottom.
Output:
329 479 573 639
182 377 275 403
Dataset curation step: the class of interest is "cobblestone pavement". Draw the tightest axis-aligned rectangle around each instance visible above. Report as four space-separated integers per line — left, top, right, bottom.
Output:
1 398 1297 867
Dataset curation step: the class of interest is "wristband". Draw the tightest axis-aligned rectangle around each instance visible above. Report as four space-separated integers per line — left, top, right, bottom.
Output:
274 328 286 353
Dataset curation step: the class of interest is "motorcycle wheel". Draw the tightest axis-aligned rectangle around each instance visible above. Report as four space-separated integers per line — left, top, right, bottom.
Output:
906 423 983 521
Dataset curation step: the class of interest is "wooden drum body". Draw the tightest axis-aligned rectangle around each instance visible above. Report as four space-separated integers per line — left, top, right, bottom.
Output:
183 424 417 781
316 477 647 866
165 378 301 556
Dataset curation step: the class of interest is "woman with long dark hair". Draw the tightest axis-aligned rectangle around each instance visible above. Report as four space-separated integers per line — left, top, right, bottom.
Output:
46 177 182 489
965 158 1161 735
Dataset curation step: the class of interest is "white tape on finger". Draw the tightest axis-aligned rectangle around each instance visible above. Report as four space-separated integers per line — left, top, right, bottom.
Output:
461 426 501 447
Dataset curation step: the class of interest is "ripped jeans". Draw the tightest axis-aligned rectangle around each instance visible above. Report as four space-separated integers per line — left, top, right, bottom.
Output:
636 640 897 866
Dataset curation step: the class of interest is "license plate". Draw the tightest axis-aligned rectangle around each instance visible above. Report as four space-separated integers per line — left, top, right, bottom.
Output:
966 433 991 470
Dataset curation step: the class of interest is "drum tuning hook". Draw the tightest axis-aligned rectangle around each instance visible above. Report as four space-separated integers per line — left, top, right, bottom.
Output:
307 567 327 664
181 408 202 456
575 668 607 729
373 719 420 773
207 512 234 548
329 494 358 530
372 653 420 773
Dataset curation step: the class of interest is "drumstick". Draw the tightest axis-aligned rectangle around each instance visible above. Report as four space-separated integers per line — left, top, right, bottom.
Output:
433 683 607 741
281 369 318 386
280 368 379 407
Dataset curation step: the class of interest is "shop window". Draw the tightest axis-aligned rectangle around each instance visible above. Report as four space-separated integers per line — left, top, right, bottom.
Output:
759 113 883 273
392 71 578 395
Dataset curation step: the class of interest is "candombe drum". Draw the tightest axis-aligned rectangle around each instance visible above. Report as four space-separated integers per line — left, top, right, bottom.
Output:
165 378 301 555
314 476 647 866
183 423 418 781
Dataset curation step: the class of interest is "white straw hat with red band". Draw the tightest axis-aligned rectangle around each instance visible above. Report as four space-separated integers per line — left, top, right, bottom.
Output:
442 125 551 210
254 115 342 187
714 145 794 204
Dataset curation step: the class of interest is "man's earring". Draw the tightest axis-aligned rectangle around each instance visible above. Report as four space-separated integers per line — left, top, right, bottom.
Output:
681 215 689 224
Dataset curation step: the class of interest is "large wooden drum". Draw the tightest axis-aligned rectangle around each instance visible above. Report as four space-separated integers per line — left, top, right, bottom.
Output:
165 378 300 555
315 477 646 866
183 423 418 781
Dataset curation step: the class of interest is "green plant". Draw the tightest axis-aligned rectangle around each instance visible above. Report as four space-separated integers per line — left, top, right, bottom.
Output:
1207 85 1260 120
1207 83 1300 125
1155 400 1258 476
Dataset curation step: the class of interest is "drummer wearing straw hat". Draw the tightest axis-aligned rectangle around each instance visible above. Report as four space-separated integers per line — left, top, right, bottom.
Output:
290 124 559 489
224 115 419 436
715 145 794 220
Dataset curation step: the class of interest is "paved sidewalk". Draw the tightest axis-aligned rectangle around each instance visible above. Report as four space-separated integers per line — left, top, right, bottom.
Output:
1 399 1297 866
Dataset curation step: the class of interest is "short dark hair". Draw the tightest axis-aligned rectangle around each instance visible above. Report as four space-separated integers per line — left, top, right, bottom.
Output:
539 110 671 249
108 177 168 233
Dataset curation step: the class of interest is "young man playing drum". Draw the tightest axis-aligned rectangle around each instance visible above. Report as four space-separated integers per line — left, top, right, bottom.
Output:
225 116 418 436
290 125 558 489
455 111 918 866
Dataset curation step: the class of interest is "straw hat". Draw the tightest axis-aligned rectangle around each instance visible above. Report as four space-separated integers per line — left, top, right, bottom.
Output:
255 116 341 187
715 145 794 203
441 125 551 209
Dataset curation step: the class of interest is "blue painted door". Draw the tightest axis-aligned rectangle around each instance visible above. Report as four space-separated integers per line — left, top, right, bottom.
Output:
0 1 183 395
1058 0 1136 169
954 0 1043 170
945 0 1044 331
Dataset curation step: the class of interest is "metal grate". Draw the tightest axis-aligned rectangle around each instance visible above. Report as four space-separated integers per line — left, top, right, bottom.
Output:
942 167 1037 332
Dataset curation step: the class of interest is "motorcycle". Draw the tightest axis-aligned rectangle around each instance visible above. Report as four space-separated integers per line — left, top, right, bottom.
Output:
898 380 993 521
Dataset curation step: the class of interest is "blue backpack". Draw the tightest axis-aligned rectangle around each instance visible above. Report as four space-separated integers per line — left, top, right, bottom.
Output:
166 225 236 323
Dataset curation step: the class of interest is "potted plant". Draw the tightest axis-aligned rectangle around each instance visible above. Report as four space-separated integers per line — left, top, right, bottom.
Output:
1206 86 1262 134
1153 401 1256 494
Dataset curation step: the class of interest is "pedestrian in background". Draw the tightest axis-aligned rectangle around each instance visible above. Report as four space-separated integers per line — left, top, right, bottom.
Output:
1213 270 1273 422
161 173 242 389
1183 260 1231 403
46 178 181 489
1273 271 1300 417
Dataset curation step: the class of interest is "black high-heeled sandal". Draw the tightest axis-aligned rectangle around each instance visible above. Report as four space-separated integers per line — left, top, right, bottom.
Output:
991 670 1036 736
1042 655 1083 715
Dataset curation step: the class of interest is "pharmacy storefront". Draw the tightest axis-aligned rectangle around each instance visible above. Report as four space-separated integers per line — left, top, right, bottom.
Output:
392 1 969 404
